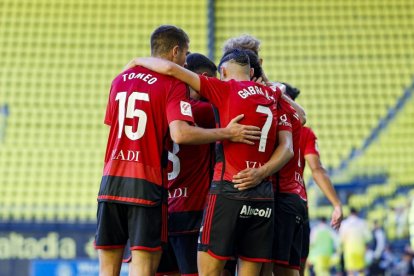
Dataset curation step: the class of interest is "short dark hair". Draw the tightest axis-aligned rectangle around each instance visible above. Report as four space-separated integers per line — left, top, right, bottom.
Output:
218 49 250 69
150 25 189 56
282 82 301 100
243 49 263 79
185 53 217 76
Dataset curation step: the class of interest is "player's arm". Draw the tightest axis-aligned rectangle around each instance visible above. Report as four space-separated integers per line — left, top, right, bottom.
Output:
265 81 306 125
281 94 306 125
169 114 261 145
124 57 201 92
232 130 294 190
305 154 343 230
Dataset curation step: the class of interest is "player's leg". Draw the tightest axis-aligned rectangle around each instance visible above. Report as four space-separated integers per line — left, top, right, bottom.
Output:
260 263 273 276
274 265 300 276
198 251 227 276
129 249 162 276
222 259 237 276
237 259 262 276
95 202 129 276
299 213 310 276
98 248 124 276
170 234 198 275
156 237 180 276
237 200 274 276
128 203 167 276
273 196 304 276
198 194 238 276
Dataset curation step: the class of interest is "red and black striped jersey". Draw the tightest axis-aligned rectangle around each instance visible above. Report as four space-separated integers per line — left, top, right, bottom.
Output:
199 76 280 200
98 66 194 206
275 98 306 200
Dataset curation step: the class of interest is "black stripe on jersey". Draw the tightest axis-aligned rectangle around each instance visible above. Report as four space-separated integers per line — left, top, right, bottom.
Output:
212 106 226 192
168 210 204 235
98 175 167 206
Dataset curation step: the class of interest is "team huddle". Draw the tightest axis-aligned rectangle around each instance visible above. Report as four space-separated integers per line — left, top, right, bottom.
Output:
94 25 343 276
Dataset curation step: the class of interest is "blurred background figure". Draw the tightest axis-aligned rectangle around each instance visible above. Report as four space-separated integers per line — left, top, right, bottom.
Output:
308 217 339 276
339 208 372 275
367 220 387 275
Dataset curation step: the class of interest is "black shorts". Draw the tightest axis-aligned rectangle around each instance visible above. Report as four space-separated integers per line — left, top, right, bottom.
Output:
273 193 307 270
157 234 199 276
95 201 167 251
198 194 274 262
301 210 310 263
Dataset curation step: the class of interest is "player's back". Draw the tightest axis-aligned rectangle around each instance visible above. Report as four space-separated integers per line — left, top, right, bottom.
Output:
167 99 215 234
199 76 278 199
99 66 193 206
275 98 305 200
167 99 215 212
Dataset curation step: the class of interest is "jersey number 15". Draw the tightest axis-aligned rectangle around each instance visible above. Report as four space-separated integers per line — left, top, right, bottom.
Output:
115 91 149 140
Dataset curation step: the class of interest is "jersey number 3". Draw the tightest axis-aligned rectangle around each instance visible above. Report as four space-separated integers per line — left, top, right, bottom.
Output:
115 92 149 140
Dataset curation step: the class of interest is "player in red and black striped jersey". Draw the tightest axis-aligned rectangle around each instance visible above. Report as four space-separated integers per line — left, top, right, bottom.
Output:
127 49 291 276
97 26 262 276
284 83 343 276
157 53 218 276
272 95 306 275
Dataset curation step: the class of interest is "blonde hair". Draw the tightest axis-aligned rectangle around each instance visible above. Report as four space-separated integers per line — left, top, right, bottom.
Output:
222 34 261 55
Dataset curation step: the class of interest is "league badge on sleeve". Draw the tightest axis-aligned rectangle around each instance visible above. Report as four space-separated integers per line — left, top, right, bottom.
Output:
180 101 193 117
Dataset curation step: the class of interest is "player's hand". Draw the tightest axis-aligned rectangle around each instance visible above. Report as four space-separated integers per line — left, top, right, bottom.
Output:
233 168 265 190
226 114 261 145
252 76 266 85
331 205 343 230
123 58 139 71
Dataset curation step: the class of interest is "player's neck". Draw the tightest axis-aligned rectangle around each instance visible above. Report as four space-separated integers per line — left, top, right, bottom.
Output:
222 73 250 82
152 53 173 62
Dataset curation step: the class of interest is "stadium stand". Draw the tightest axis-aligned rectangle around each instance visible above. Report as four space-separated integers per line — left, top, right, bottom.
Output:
214 0 414 241
0 0 207 222
0 0 413 242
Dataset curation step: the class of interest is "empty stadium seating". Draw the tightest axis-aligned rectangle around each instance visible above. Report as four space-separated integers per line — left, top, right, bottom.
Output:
0 0 413 230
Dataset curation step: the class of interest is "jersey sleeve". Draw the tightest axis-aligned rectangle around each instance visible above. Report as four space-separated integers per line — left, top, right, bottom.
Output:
104 86 114 126
277 98 293 132
304 127 320 156
166 80 194 124
194 102 216 129
269 85 282 102
199 75 230 109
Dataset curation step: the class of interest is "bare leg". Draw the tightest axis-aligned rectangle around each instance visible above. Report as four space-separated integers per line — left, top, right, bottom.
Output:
198 251 227 276
129 249 162 276
98 248 124 276
260 262 273 276
237 259 262 276
274 265 300 276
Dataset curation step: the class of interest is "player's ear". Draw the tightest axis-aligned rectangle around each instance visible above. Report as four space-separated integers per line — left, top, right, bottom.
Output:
172 45 180 58
250 68 254 79
220 66 227 80
259 57 263 66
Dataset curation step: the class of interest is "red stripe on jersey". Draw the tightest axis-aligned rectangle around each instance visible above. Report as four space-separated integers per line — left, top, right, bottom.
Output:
273 259 290 265
273 260 301 270
104 159 162 186
202 194 217 244
207 249 232 260
239 255 272 263
97 195 157 205
206 195 217 244
130 245 162 252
